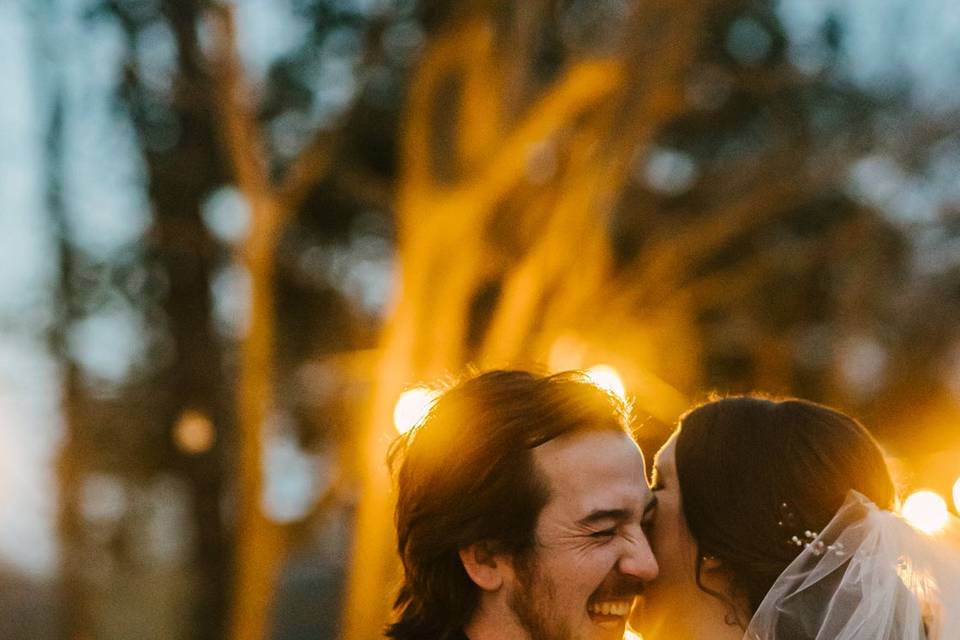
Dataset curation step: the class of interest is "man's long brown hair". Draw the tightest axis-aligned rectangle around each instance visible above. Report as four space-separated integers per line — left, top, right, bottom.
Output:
386 370 632 640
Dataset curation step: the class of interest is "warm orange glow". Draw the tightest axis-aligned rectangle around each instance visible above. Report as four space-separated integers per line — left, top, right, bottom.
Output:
393 387 439 435
624 628 643 640
953 477 960 514
585 364 627 401
902 490 949 534
547 333 588 372
173 410 216 454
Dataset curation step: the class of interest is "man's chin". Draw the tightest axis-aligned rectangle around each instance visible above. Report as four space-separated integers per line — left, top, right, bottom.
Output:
588 614 628 634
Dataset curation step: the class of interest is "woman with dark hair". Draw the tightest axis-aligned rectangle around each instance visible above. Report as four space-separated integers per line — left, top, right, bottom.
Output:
636 395 960 640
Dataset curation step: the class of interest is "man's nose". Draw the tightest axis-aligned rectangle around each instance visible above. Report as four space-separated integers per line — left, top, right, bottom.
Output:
618 534 659 581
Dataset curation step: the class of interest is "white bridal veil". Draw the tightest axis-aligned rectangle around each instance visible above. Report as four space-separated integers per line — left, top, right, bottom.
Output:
745 491 960 640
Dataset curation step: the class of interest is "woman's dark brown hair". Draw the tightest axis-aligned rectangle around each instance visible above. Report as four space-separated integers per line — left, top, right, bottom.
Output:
674 396 896 616
386 370 631 640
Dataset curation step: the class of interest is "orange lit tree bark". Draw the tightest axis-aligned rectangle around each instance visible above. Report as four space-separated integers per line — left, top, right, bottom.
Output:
341 3 717 638
206 5 344 640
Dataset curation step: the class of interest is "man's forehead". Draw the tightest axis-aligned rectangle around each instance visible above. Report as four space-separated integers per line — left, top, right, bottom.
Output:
532 429 649 511
534 428 642 467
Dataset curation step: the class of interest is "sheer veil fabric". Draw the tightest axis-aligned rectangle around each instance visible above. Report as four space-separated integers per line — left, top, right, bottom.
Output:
745 491 960 640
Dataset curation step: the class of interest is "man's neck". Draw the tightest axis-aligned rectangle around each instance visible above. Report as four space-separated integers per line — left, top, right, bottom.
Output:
464 596 530 640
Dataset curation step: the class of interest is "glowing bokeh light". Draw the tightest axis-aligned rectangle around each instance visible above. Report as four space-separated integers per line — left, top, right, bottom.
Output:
953 477 960 514
624 628 643 640
585 364 627 401
393 387 439 435
902 490 949 534
173 410 216 454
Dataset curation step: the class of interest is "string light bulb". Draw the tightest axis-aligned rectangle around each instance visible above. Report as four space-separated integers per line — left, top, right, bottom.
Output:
393 387 439 435
902 490 949 534
585 364 627 402
173 410 216 454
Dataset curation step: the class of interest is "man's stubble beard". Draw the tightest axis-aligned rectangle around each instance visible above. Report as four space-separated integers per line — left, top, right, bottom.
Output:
508 550 572 640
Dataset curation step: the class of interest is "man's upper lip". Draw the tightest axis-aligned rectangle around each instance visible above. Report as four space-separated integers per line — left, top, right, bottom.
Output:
587 594 640 610
592 588 643 601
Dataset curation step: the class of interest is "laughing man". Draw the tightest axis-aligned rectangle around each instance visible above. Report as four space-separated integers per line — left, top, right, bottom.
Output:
387 370 659 640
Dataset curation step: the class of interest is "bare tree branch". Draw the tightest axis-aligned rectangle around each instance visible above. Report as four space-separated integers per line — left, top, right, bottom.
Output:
278 128 341 214
207 3 271 204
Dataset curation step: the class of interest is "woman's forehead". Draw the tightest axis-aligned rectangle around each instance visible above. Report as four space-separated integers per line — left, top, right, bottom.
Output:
653 432 678 469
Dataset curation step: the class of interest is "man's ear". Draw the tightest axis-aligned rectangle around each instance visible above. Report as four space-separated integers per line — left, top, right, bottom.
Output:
458 543 505 592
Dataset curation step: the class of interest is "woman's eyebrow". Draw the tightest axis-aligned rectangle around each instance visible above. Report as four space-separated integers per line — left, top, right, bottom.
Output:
643 494 658 518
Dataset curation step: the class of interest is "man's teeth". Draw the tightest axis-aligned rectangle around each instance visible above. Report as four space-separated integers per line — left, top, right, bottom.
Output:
588 600 631 616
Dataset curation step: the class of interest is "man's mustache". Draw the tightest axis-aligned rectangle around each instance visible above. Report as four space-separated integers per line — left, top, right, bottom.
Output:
590 577 646 601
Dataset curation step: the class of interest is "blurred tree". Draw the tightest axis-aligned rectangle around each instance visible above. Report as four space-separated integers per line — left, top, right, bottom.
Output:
50 0 234 638
48 0 401 637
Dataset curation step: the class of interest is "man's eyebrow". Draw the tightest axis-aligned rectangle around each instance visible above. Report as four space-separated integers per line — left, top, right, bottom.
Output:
576 509 632 527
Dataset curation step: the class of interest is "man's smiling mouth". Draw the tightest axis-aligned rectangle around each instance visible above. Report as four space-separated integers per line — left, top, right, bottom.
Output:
587 597 635 628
